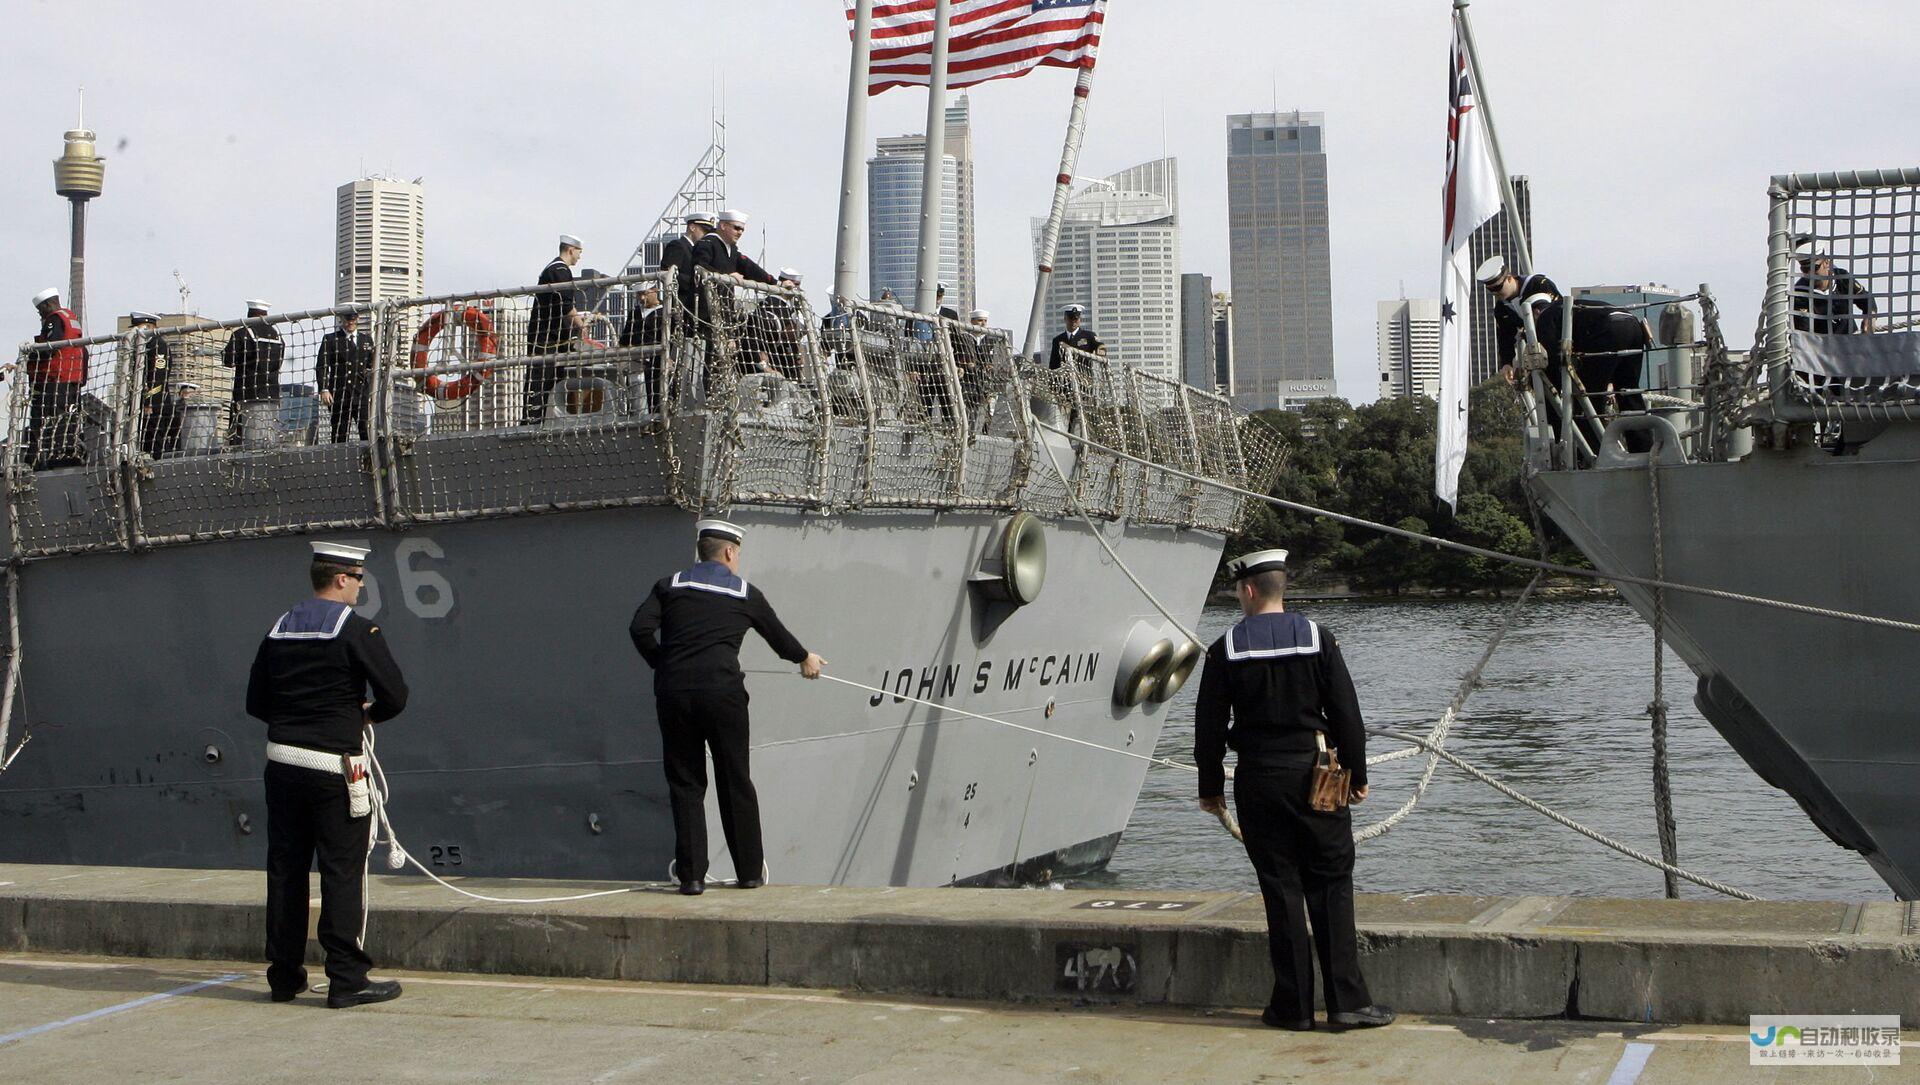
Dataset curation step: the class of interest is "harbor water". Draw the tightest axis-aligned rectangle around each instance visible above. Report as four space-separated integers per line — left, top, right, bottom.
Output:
1087 598 1890 902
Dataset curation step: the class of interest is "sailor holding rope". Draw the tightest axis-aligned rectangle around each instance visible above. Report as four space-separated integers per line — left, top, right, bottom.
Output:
247 541 409 1008
629 520 825 895
1194 549 1393 1032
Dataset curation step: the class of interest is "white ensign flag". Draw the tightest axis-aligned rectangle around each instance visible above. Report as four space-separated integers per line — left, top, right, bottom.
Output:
1436 16 1504 509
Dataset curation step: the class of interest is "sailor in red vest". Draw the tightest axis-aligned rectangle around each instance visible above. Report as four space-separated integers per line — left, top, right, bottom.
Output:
22 287 88 469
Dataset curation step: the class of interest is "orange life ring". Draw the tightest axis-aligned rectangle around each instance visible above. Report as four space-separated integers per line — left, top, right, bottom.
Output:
410 306 498 402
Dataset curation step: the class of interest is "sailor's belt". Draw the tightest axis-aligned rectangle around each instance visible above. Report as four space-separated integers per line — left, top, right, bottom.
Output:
266 741 362 774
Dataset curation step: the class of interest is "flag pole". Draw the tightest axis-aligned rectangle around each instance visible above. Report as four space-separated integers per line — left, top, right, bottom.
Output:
912 0 953 316
1021 62 1098 361
834 0 874 306
1453 0 1531 273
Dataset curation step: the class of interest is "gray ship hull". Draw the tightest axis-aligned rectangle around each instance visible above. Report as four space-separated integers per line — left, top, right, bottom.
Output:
1530 425 1920 898
0 500 1218 887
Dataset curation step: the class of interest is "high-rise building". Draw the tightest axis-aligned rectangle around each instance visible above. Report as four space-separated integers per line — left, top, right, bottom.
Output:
1377 297 1443 401
1226 111 1334 411
335 176 425 307
1211 292 1236 396
1467 174 1531 384
1033 158 1181 385
1180 273 1215 389
868 95 974 310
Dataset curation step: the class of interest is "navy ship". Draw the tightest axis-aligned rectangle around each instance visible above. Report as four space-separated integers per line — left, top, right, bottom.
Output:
0 270 1276 887
1523 166 1920 899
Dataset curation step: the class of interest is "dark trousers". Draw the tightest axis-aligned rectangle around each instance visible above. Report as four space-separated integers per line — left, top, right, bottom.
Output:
521 342 570 425
264 761 373 997
327 386 369 443
140 397 183 457
1234 762 1372 1020
27 382 82 469
656 687 761 883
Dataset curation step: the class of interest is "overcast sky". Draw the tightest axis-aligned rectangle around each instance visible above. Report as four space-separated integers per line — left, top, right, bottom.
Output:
7 1 1917 401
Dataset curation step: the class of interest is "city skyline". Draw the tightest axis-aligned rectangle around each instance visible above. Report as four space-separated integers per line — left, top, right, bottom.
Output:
5 3 1915 404
1377 296 1443 401
868 96 975 311
1033 158 1181 385
334 175 424 308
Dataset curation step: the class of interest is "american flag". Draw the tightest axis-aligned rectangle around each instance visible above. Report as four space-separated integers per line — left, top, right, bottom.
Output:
849 0 1106 95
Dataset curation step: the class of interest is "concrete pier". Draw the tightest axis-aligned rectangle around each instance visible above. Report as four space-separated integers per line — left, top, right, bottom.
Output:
1 863 1913 1028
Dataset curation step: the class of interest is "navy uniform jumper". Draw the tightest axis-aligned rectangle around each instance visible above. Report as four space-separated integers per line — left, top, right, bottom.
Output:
245 598 408 999
628 560 809 882
1194 610 1373 1022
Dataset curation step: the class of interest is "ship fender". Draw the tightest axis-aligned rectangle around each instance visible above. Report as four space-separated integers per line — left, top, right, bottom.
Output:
1149 628 1203 703
1113 621 1175 708
411 306 499 403
970 512 1047 606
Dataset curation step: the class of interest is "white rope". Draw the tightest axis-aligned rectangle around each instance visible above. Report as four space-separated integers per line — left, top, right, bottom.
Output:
808 672 1759 898
1036 422 1920 636
363 727 637 905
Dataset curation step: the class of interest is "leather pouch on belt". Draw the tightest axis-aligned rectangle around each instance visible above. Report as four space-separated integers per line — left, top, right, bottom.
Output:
342 753 372 818
1308 732 1351 813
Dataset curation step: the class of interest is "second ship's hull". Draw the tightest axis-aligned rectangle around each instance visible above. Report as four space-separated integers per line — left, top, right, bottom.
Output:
1531 424 1920 898
0 501 1219 887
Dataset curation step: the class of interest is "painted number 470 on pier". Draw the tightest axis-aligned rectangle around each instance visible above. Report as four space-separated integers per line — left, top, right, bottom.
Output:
1055 943 1138 994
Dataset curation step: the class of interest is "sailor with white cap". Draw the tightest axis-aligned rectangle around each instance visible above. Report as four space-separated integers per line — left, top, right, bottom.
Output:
523 233 591 425
694 208 776 291
248 541 409 1008
629 519 824 895
935 281 959 322
969 309 990 327
222 298 287 446
21 287 87 468
1048 302 1105 369
1473 254 1563 384
1194 548 1394 1033
130 311 183 456
663 214 716 313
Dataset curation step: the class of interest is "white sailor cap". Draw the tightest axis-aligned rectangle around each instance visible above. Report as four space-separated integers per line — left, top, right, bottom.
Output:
970 309 990 322
1224 548 1289 580
311 541 371 565
716 209 749 225
694 518 744 544
129 311 158 324
559 233 583 249
245 299 271 312
1474 255 1509 286
1062 303 1085 315
777 267 803 283
937 281 950 293
685 213 716 229
31 287 59 306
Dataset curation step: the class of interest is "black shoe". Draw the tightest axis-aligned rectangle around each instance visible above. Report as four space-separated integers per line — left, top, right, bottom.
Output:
678 879 705 895
1328 1005 1396 1029
1260 1007 1314 1031
327 980 403 1009
736 878 764 889
269 988 301 1003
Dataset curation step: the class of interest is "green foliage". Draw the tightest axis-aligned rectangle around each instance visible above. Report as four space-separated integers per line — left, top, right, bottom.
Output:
1225 378 1570 594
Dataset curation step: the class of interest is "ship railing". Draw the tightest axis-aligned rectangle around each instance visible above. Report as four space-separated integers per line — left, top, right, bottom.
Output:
7 302 385 558
377 270 683 524
2 276 1270 560
1520 285 1737 471
1753 166 1920 430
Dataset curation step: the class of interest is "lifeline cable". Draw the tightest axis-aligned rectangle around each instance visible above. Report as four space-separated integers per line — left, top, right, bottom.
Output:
1036 422 1920 636
808 671 1759 899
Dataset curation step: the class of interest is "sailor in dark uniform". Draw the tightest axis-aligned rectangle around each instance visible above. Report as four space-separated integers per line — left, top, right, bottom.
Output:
1791 234 1878 335
315 310 376 443
1476 254 1561 384
131 312 183 457
1048 303 1105 369
936 282 960 322
662 214 713 318
223 299 286 447
523 233 587 425
1195 549 1394 1032
247 541 409 1008
1529 290 1654 454
628 519 824 895
619 284 668 413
